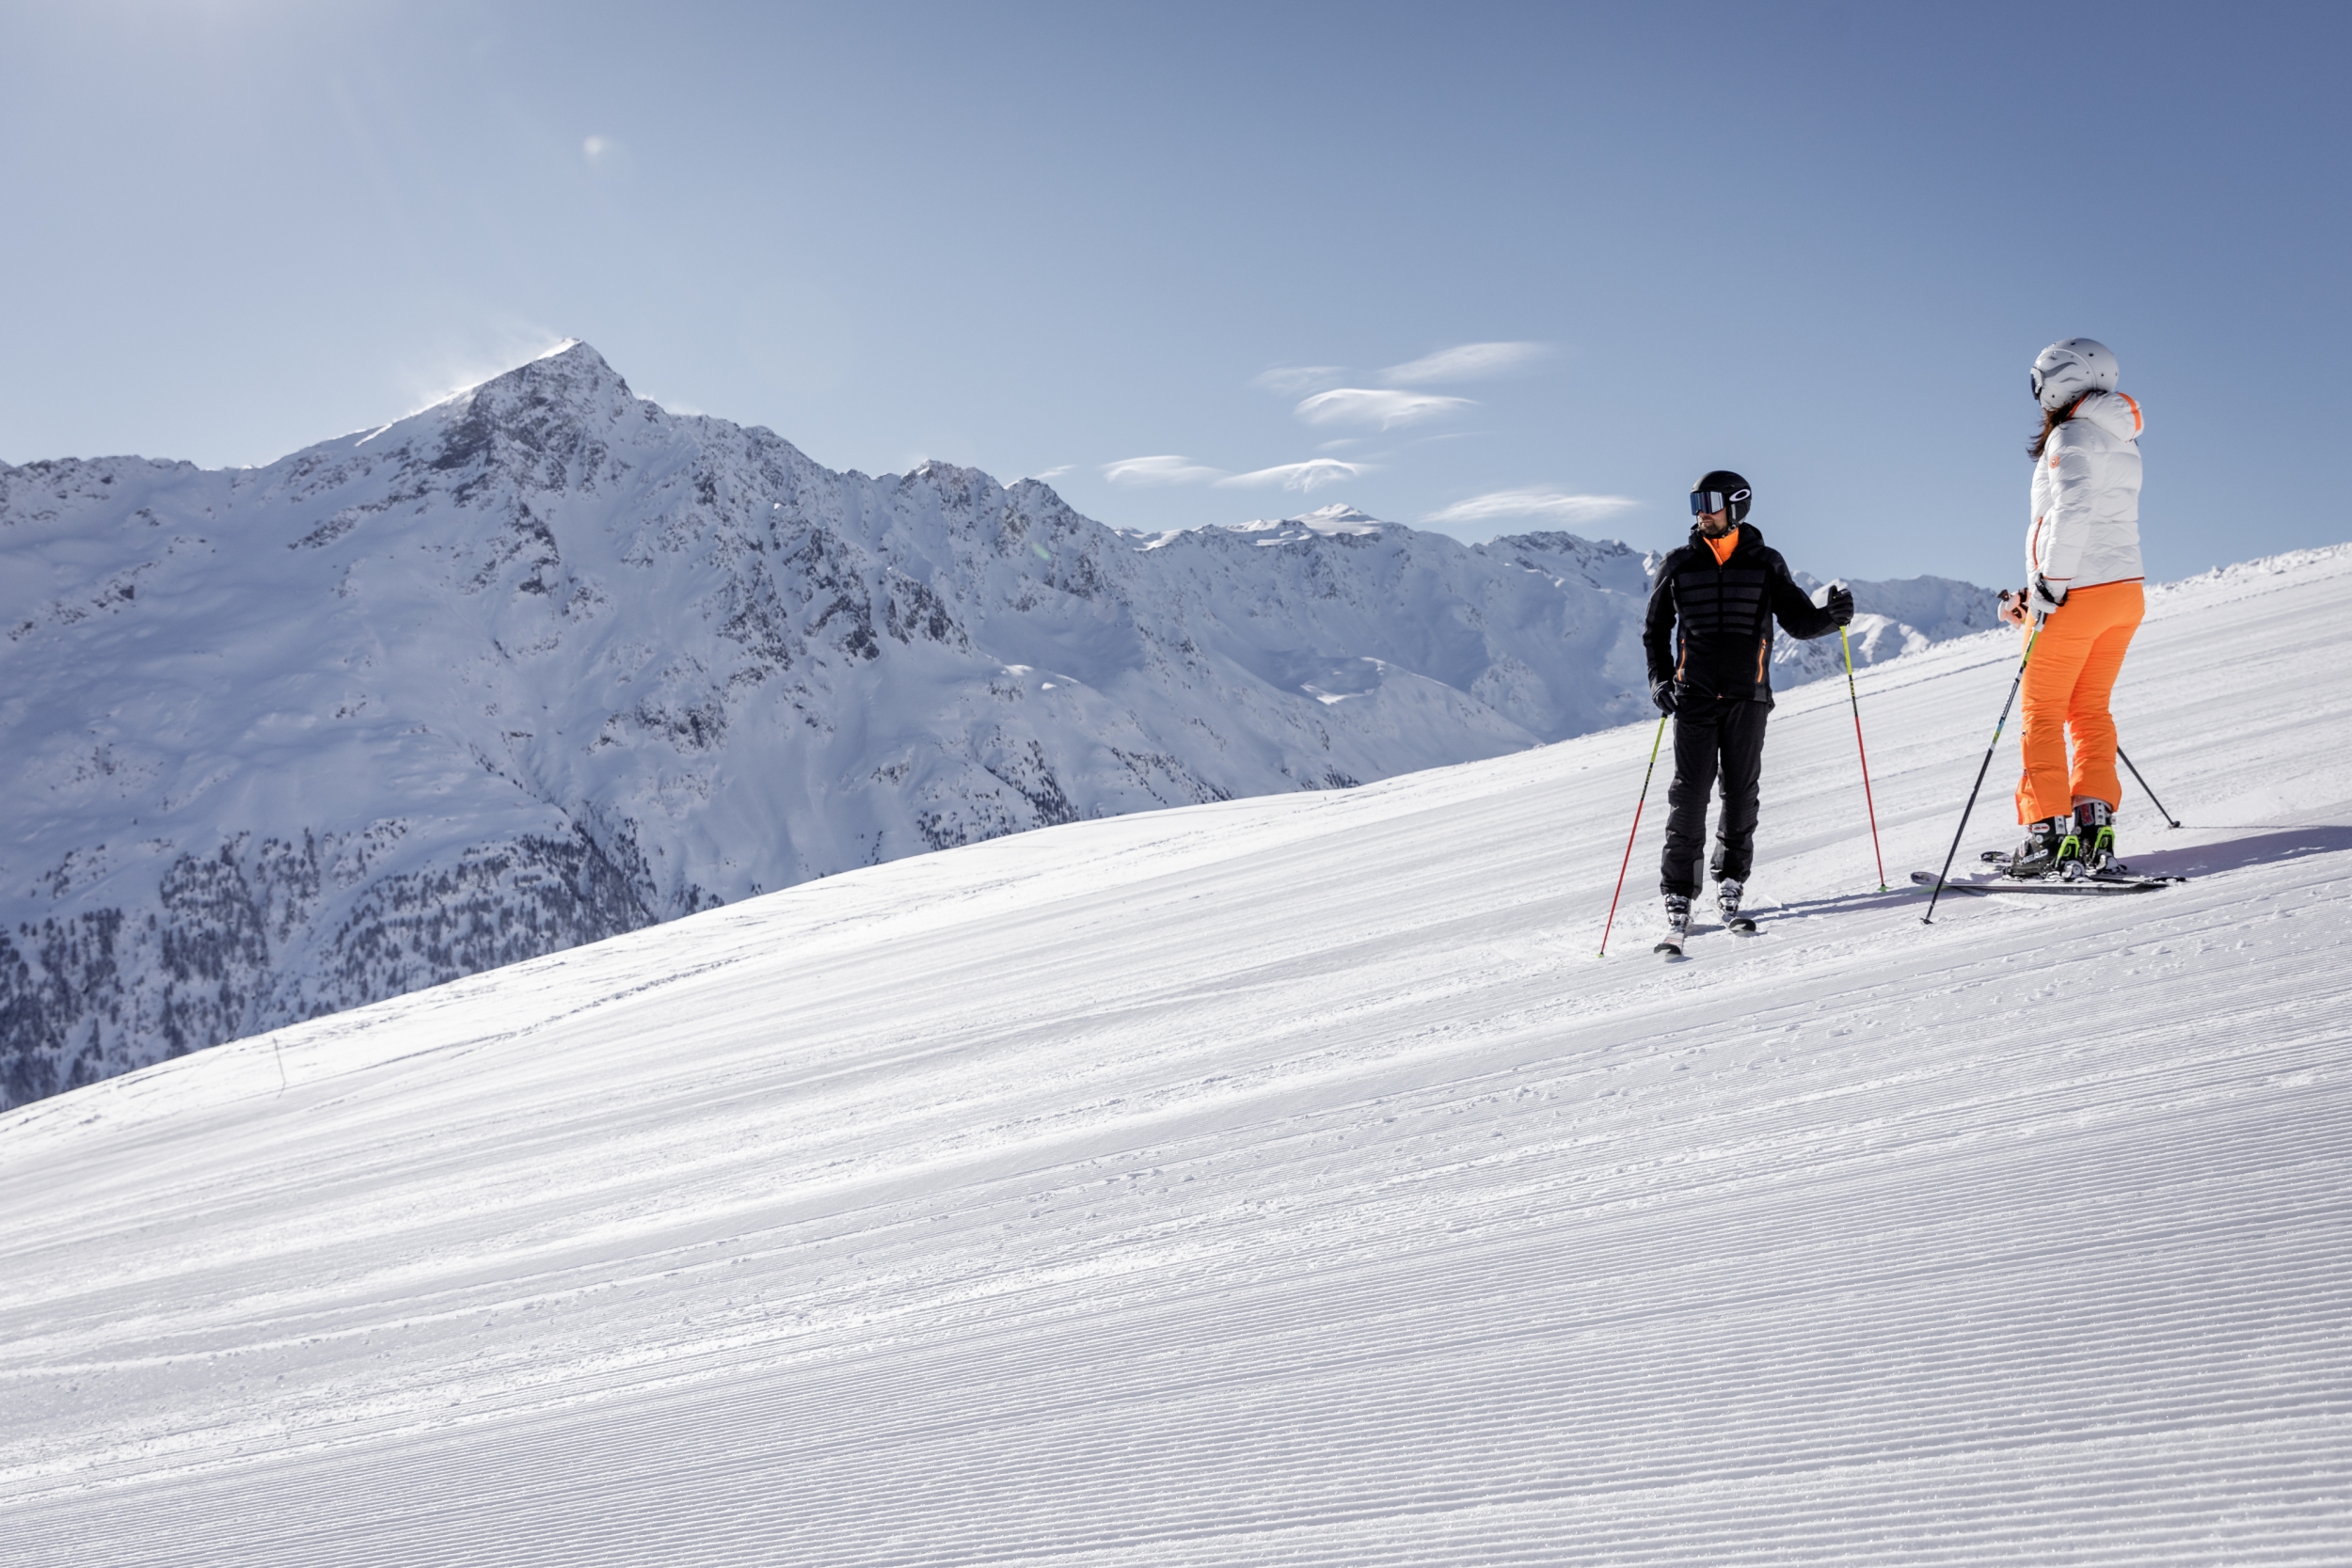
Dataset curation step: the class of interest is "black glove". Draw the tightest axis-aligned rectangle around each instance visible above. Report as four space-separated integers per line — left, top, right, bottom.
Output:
1650 679 1677 715
1824 583 1854 626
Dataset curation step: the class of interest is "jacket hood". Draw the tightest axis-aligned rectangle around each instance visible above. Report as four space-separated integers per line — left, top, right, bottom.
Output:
2070 390 2145 443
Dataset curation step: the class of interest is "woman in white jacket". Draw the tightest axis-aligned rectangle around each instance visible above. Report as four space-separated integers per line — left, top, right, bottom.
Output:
1999 337 2145 875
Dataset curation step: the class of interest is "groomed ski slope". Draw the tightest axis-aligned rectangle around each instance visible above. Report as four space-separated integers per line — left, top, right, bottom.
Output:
4 545 2349 1568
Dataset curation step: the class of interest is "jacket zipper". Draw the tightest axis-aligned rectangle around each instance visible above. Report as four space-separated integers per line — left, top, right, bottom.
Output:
1718 541 1768 689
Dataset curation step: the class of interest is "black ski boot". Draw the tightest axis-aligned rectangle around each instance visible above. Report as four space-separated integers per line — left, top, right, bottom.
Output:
2075 800 2120 872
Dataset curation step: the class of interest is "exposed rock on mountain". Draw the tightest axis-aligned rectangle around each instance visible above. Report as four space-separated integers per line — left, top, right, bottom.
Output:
0 343 1991 1104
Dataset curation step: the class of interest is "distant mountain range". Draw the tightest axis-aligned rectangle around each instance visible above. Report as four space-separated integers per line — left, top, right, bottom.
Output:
0 342 1995 1105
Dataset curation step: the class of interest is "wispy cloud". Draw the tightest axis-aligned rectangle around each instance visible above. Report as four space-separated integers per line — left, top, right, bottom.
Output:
1381 341 1551 386
1251 365 1348 397
1025 465 1073 482
1294 388 1473 430
1213 459 1366 494
1422 489 1637 527
1103 454 1227 485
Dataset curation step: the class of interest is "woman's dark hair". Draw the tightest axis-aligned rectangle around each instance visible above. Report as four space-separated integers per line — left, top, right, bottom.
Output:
2028 396 2084 458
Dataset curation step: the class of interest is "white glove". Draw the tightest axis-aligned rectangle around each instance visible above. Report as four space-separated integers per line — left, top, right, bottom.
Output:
2026 576 2068 618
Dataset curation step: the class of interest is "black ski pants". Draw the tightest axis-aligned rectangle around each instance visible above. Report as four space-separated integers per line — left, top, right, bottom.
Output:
1659 695 1770 898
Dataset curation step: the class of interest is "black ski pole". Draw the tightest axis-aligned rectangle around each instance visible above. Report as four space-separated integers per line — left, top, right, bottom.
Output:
1923 622 2042 925
2116 747 2181 828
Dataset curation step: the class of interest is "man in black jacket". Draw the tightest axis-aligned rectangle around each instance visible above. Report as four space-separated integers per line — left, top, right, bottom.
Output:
1642 470 1851 952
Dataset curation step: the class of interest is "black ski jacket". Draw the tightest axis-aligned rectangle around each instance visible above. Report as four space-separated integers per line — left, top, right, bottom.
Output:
1643 522 1839 705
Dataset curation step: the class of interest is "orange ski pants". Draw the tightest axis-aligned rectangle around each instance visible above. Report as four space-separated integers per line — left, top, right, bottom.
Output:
2015 578 2143 824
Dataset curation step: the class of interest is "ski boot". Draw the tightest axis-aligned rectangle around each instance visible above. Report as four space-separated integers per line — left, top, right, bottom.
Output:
1716 878 1756 935
2002 816 2081 879
2074 800 2120 873
1655 894 1692 958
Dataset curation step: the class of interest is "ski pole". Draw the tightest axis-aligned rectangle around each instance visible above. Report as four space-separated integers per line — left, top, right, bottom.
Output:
1923 621 2042 925
1837 625 1887 892
2116 747 2181 828
1599 712 1670 957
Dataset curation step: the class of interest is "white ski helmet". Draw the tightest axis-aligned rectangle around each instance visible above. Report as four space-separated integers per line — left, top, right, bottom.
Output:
2030 338 2119 412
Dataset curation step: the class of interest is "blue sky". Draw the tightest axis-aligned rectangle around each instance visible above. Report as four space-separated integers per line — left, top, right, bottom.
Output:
3 1 2344 586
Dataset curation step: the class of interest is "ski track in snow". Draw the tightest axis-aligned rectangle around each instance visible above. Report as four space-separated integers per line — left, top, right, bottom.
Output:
2 546 2348 1565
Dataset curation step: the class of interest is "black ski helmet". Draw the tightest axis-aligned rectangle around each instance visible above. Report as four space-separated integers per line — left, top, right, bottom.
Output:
1691 470 1753 524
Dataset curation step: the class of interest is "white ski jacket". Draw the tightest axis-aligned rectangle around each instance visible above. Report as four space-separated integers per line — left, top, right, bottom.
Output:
2028 389 2144 592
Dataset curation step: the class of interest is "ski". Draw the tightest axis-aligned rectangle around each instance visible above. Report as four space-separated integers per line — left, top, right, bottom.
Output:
1658 918 1752 954
1911 869 2180 896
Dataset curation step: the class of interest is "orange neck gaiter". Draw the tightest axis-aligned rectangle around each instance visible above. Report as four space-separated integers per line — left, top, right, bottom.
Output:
1703 529 1740 565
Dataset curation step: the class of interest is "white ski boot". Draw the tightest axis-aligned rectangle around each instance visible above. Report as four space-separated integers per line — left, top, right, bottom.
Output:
1655 894 1692 958
1717 878 1756 935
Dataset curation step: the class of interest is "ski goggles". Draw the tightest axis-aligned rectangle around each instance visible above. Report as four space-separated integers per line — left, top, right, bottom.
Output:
2029 367 2046 400
1689 487 1750 515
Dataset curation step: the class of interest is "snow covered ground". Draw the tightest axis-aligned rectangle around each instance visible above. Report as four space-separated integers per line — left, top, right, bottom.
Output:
3 545 2346 1566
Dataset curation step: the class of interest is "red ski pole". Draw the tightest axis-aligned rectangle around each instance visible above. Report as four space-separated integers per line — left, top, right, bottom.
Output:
1838 626 1887 892
1599 713 1670 957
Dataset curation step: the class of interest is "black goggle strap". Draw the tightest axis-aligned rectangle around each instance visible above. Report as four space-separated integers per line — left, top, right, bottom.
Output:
1689 487 1751 516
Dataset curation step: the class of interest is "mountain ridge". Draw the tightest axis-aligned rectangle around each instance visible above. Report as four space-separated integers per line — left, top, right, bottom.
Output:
0 343 1994 1105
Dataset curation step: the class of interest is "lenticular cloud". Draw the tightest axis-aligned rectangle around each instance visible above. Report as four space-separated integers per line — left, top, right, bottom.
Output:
1215 459 1365 493
1424 489 1637 527
1102 454 1226 485
1379 341 1551 386
1292 388 1472 430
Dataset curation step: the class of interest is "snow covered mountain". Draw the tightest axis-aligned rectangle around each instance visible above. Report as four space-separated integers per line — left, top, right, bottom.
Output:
0 342 1991 1106
4 545 2346 1567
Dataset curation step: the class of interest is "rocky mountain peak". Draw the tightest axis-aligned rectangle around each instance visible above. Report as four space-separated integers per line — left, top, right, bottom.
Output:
1291 503 1383 533
470 339 635 417
410 341 647 487
1219 504 1384 541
